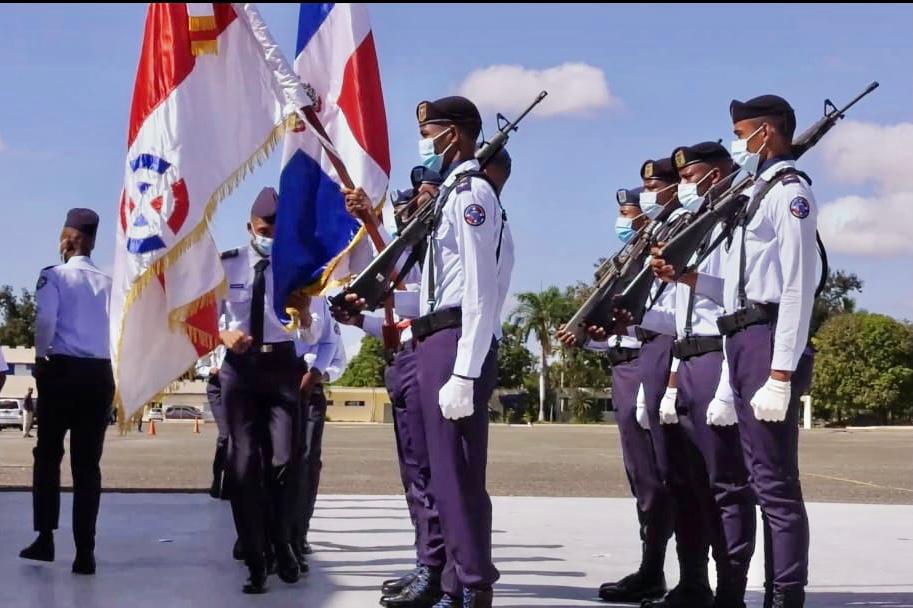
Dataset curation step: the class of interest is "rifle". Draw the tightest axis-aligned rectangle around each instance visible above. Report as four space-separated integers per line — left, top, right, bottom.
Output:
330 91 548 313
610 81 880 325
561 197 683 344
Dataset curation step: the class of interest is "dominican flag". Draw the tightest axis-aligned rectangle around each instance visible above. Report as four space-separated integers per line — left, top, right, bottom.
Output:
273 3 390 318
111 3 312 419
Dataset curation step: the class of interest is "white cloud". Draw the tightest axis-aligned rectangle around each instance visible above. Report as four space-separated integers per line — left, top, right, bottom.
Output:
817 120 913 256
456 63 617 118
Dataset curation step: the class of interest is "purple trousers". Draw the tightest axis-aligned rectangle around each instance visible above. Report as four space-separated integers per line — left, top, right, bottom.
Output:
385 343 446 569
676 350 757 593
415 327 500 595
612 357 674 550
726 323 813 592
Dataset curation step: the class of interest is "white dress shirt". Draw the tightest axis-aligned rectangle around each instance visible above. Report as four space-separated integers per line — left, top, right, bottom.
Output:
35 256 111 359
420 159 515 378
298 297 338 375
220 244 321 346
721 159 819 371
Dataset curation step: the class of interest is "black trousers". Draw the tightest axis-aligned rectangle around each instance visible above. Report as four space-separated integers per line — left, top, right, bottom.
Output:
207 374 230 499
32 355 114 551
220 348 301 563
295 383 327 539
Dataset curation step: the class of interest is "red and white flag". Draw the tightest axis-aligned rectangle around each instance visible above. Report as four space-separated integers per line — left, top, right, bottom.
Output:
110 3 311 418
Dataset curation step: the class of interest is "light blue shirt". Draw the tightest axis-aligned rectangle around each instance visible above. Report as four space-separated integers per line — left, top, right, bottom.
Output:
297 297 337 375
35 256 111 359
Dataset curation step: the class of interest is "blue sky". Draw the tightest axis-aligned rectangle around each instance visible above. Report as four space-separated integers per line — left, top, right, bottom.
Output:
1 3 910 357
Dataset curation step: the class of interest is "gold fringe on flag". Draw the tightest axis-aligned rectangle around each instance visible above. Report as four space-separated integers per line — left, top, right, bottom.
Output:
191 39 218 57
187 15 216 31
113 114 292 432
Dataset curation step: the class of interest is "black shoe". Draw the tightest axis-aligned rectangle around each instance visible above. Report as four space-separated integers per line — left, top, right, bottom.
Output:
243 561 268 594
462 587 492 608
72 552 96 575
232 538 245 561
301 537 313 555
380 566 443 608
599 570 666 602
382 567 421 597
291 538 310 574
19 533 55 563
431 595 462 608
641 584 714 608
771 588 805 608
275 543 300 584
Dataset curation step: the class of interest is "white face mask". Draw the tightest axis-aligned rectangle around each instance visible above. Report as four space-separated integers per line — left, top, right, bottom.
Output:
252 234 273 257
677 171 715 213
730 124 767 176
639 183 676 219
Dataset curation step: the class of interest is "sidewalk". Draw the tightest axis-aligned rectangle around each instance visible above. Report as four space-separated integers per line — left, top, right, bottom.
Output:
1 493 911 607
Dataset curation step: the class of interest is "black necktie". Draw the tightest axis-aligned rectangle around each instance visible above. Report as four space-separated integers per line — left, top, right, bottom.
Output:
250 258 269 349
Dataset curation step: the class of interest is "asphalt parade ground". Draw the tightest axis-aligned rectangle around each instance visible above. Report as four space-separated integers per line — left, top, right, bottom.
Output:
0 425 910 607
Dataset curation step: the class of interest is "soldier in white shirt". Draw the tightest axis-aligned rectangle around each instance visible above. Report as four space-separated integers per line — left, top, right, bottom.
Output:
217 188 316 594
20 208 113 577
652 95 817 608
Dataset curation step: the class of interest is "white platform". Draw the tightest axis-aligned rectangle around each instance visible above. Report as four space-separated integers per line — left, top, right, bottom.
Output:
0 493 910 607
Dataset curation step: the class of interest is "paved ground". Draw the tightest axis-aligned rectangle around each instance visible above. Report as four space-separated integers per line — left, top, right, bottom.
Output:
1 423 910 503
0 492 910 608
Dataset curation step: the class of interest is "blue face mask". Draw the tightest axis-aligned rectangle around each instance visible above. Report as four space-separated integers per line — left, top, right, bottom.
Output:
252 234 273 257
730 124 767 176
615 217 636 243
418 128 454 173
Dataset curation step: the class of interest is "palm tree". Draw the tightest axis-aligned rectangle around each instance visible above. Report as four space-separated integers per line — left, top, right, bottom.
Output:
511 287 574 422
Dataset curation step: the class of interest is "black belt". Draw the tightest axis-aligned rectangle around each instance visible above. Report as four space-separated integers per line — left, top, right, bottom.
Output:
634 327 660 343
606 346 639 366
228 341 296 357
716 302 779 337
412 306 462 341
672 335 723 360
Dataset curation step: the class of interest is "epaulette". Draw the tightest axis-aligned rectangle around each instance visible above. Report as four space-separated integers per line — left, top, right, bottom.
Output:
220 248 240 260
456 179 473 194
780 174 802 185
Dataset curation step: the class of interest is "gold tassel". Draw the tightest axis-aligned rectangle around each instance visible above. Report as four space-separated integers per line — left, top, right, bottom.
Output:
191 40 218 57
188 15 216 32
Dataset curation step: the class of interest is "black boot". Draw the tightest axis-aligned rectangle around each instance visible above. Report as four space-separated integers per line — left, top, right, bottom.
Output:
72 551 96 575
380 565 443 608
771 588 805 608
274 542 301 584
642 552 713 608
291 537 310 574
599 540 667 602
462 587 492 608
382 566 421 597
243 558 268 594
713 577 748 608
301 535 313 555
19 532 55 562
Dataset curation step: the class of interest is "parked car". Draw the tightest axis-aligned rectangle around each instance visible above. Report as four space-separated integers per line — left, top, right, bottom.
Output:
164 405 203 420
143 407 164 423
0 399 24 430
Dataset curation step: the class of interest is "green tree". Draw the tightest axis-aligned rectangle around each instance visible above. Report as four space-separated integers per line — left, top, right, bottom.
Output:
497 321 535 389
0 286 36 347
810 270 863 337
811 312 913 425
511 287 576 421
334 336 386 387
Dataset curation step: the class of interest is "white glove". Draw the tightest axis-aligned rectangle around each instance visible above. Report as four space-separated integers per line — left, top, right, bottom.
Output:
706 397 738 426
750 377 791 422
635 384 650 430
659 387 679 424
439 375 475 420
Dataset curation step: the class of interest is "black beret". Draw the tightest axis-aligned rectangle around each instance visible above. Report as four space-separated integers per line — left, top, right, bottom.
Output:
616 186 643 207
730 94 794 124
250 187 278 221
391 188 415 206
672 141 731 171
417 96 482 133
409 166 443 189
640 157 677 183
64 208 99 238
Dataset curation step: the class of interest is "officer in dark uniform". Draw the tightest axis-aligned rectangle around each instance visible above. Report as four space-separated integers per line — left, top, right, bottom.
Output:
218 187 317 593
19 208 114 576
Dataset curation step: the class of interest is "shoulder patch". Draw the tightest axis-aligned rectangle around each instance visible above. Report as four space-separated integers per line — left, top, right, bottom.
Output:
220 248 240 260
334 322 341 335
36 275 48 290
789 196 810 219
456 179 472 194
463 204 486 227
